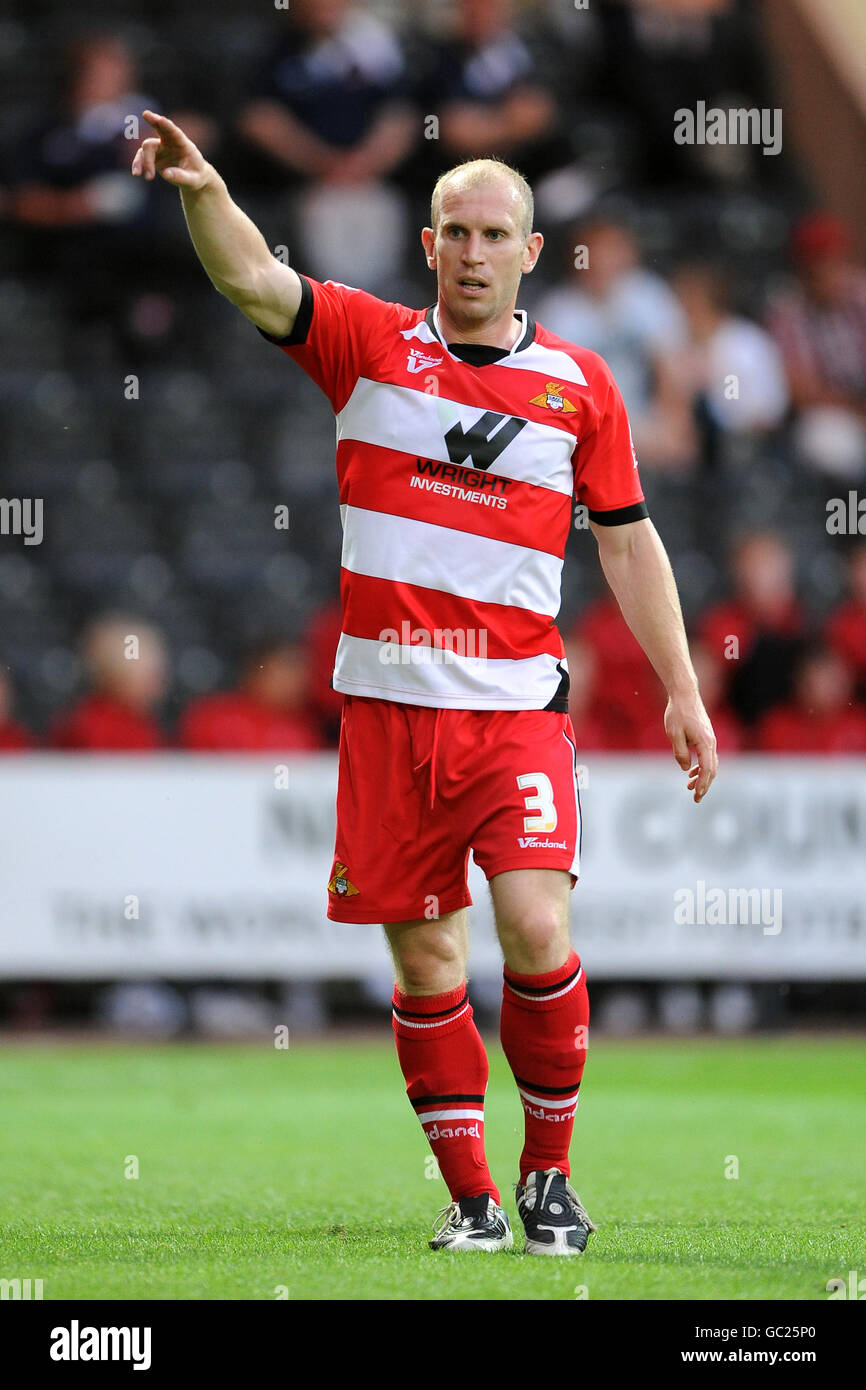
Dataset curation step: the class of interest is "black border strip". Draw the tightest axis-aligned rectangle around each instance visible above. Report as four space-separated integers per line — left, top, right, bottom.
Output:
256 273 314 346
513 1075 582 1096
410 1093 485 1109
504 965 581 996
587 500 650 526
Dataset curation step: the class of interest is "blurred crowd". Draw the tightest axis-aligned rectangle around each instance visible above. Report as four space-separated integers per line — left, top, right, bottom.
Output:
1 530 865 754
0 0 790 292
1 0 865 754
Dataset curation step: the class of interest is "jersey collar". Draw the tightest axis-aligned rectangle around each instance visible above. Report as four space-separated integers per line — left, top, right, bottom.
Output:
424 304 536 359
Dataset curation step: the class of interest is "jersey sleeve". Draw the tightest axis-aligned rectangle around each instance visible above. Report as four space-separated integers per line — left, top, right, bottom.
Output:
573 353 649 526
257 274 387 413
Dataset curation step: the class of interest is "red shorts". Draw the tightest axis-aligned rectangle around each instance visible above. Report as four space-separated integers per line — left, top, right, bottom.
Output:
327 695 582 924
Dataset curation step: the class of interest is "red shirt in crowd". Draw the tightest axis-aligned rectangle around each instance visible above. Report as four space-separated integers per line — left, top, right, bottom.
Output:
825 600 866 685
569 707 623 751
50 694 165 751
179 692 323 751
571 596 667 733
0 720 34 751
698 597 804 666
756 703 866 753
304 600 344 739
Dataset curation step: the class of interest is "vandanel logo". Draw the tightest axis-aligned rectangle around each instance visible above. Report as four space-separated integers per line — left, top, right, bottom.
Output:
407 347 443 374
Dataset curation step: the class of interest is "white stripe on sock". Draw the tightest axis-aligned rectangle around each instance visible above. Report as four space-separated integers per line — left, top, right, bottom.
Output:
505 967 582 1004
419 1108 485 1123
517 1087 579 1109
392 1001 470 1029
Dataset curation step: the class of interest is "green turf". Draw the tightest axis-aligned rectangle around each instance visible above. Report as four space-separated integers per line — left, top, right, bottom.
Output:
0 1036 862 1300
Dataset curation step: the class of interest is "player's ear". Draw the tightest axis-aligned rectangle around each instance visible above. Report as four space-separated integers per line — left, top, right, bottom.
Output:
523 230 543 273
421 226 436 269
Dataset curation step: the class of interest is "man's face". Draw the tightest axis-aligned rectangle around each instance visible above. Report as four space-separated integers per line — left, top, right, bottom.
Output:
581 223 635 296
461 0 510 44
296 0 350 37
422 178 541 332
734 536 794 609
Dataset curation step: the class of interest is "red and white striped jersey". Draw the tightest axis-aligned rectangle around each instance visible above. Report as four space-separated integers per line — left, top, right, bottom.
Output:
260 275 648 710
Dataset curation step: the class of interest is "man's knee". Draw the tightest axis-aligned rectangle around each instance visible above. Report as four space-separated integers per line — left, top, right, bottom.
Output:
385 912 467 994
491 870 572 974
499 910 570 973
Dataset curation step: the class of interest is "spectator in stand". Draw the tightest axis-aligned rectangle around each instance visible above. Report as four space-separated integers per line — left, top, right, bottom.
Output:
237 0 416 290
672 261 789 461
180 638 323 751
0 669 34 751
535 216 695 471
698 532 805 727
5 33 215 345
51 616 167 751
563 636 620 750
596 0 775 190
417 0 578 206
825 543 866 698
631 637 744 752
756 646 866 754
767 212 866 482
303 598 344 747
8 35 157 238
569 592 667 746
6 35 213 240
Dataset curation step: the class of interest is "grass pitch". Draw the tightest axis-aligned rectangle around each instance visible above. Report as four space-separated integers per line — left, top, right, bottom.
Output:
0 1036 862 1301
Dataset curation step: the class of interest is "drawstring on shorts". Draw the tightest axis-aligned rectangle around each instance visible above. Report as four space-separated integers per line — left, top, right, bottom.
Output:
413 707 445 810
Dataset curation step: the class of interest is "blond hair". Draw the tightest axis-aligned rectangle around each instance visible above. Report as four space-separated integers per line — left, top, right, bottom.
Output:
430 158 534 240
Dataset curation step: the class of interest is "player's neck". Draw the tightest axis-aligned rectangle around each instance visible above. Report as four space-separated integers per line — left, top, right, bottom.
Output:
436 300 522 351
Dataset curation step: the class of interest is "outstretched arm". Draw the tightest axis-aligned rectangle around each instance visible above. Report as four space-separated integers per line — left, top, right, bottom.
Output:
590 516 718 802
131 110 301 338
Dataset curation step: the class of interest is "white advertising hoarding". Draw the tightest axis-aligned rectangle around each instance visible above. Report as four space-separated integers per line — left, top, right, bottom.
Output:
0 754 864 979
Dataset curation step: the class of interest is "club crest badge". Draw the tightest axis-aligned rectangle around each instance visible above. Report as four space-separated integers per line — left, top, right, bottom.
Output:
328 861 359 897
529 381 576 413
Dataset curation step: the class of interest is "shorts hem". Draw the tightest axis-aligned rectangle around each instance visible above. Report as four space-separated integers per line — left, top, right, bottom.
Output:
327 890 474 925
479 856 579 885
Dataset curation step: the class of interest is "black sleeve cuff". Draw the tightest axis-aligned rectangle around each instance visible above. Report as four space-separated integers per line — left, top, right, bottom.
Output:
256 273 314 346
587 500 649 526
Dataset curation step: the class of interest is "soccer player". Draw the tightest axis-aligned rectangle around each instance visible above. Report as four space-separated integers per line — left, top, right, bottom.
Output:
132 112 718 1255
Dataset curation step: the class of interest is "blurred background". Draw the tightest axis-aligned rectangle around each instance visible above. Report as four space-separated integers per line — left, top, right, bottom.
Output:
0 0 865 1039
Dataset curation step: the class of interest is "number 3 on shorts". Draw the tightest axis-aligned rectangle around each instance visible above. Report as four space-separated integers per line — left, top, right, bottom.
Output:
516 772 558 833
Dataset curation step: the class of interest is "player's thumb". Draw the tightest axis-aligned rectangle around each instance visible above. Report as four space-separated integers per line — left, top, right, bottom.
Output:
160 166 196 186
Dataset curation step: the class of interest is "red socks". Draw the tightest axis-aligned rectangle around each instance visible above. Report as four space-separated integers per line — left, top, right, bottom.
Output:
392 982 499 1204
391 955 588 1198
500 950 589 1183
